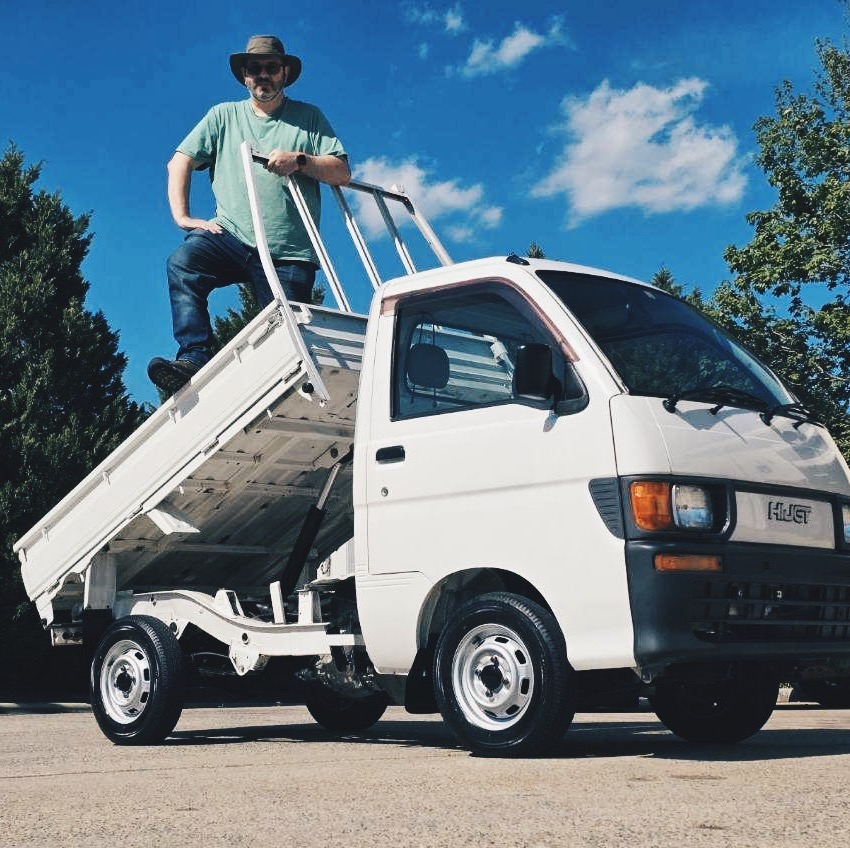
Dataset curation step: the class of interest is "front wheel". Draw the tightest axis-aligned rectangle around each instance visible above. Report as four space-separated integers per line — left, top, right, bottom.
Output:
90 616 184 745
433 592 576 757
650 667 779 743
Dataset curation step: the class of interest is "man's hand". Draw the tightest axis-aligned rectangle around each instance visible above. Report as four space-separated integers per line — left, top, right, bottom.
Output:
264 150 351 186
174 216 223 234
167 152 224 232
265 149 302 176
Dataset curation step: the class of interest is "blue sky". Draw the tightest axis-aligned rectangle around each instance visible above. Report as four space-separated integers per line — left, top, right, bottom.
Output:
2 0 847 405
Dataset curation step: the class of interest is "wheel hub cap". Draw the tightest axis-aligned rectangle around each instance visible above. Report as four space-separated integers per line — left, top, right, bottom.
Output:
452 624 534 730
100 639 152 724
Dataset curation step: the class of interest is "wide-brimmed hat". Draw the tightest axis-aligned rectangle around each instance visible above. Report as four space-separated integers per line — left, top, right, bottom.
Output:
229 35 302 87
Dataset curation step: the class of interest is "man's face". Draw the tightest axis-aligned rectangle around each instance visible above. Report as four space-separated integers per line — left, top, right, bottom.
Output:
244 59 288 102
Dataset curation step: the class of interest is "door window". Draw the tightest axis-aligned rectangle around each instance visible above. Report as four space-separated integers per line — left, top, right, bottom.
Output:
392 285 561 420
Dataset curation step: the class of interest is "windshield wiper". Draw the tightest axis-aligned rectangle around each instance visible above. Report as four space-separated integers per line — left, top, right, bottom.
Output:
760 403 822 429
663 385 769 414
663 388 822 430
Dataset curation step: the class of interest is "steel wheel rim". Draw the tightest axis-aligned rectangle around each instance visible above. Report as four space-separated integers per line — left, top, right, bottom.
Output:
451 623 534 730
99 639 152 724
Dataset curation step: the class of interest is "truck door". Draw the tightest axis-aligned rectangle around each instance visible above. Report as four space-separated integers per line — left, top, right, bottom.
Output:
358 278 633 673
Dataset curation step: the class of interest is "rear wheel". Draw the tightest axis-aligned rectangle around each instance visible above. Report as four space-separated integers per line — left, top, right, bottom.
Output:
305 687 388 732
433 592 576 757
90 616 184 745
650 667 779 743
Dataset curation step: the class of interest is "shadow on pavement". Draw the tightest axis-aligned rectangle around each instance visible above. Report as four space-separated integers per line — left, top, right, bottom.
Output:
0 701 91 714
168 717 459 752
163 709 850 762
554 716 850 763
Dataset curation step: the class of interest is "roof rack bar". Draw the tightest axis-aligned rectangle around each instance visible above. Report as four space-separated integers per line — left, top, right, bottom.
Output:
330 186 383 292
373 189 417 275
238 141 331 401
243 143 351 312
242 142 455 304
332 178 453 273
404 199 453 267
285 175 352 312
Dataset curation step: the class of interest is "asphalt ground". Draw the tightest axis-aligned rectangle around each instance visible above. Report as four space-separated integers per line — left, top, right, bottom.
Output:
2 701 850 848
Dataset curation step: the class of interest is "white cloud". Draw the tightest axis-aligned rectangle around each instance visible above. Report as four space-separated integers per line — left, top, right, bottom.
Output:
532 78 747 225
460 18 567 77
479 206 503 228
445 5 465 33
352 157 502 244
405 3 466 34
446 224 475 242
405 4 439 25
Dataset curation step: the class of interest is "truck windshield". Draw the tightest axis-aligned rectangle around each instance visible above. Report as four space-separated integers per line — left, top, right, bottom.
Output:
537 270 794 410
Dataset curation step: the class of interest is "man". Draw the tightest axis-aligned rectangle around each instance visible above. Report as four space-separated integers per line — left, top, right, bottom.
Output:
147 35 350 396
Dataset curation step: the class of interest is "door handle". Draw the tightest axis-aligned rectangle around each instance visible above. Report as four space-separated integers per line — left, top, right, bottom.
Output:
376 445 406 463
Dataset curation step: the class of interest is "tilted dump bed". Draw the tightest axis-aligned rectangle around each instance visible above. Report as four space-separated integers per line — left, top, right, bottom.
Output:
15 301 367 625
15 140 453 631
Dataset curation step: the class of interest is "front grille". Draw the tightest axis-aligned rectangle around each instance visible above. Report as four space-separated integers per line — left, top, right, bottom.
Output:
692 580 850 642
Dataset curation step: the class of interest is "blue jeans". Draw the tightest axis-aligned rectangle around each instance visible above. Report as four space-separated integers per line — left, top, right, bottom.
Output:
166 227 316 367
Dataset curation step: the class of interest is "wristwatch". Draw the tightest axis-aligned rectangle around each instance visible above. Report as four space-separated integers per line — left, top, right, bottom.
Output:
296 153 308 171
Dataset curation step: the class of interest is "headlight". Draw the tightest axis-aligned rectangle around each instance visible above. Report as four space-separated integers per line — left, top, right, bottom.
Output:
630 481 714 531
843 503 850 544
672 484 714 530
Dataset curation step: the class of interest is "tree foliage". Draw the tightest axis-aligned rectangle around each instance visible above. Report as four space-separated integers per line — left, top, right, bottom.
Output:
719 33 850 458
212 283 263 349
0 144 146 694
650 265 690 299
649 32 849 460
725 37 850 295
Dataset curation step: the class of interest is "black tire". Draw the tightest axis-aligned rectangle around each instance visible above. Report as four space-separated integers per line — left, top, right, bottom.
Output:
650 666 779 743
794 679 850 709
305 687 388 732
90 616 184 745
433 592 576 757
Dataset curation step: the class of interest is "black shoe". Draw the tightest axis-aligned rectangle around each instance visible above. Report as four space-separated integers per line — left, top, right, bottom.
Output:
147 357 202 396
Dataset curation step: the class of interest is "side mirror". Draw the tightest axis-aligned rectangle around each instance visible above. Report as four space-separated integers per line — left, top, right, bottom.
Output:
514 343 555 400
514 343 589 416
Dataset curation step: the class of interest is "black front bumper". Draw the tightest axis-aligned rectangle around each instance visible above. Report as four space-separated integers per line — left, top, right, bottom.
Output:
627 540 850 675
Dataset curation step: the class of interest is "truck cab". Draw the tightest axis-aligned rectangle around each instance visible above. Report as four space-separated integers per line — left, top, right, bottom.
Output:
353 254 850 752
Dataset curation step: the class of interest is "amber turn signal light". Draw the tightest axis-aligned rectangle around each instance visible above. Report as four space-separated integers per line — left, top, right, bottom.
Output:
654 554 723 572
630 481 673 530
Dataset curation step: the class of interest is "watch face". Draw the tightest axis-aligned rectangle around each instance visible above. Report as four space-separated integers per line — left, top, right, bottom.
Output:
297 153 307 167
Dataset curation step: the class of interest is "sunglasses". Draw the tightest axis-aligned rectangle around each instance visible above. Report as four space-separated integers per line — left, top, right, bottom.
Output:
245 61 284 77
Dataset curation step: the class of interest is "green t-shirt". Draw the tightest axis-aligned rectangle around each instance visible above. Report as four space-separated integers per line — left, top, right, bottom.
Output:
177 98 346 263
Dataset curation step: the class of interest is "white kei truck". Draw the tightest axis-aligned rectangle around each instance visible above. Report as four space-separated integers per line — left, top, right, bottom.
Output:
14 143 850 756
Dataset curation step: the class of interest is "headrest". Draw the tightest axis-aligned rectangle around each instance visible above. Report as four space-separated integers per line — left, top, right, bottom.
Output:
406 343 449 390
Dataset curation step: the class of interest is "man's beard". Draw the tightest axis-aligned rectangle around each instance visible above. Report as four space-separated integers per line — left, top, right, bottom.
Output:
247 79 283 103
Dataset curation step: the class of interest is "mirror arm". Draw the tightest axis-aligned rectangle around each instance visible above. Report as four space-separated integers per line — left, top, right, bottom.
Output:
554 394 589 416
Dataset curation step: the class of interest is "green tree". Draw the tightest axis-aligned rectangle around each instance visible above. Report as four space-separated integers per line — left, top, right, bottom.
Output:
650 265 688 298
527 242 546 259
720 32 850 457
212 283 263 349
0 144 146 695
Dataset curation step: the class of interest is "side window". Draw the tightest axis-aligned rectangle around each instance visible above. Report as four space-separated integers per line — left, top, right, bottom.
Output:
393 286 559 420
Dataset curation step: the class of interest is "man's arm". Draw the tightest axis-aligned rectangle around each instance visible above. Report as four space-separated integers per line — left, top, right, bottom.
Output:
166 151 223 233
264 151 351 186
